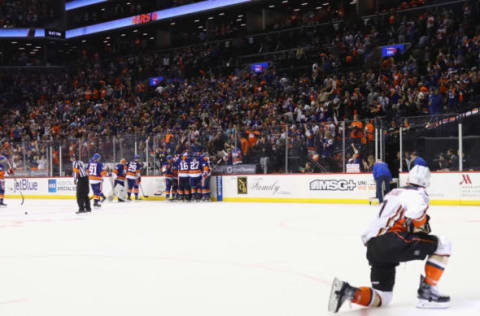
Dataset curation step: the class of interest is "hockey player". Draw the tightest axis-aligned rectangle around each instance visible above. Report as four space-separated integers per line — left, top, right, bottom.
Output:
0 155 14 207
231 147 242 165
329 165 451 313
112 158 127 202
189 152 202 201
171 154 179 200
200 154 211 201
162 155 176 201
126 154 142 200
87 153 106 208
176 152 190 201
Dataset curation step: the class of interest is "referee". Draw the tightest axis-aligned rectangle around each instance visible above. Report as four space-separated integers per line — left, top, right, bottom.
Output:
72 155 91 213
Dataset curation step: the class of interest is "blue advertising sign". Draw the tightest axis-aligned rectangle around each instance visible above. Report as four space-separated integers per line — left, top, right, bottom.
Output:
251 61 269 73
149 76 164 86
216 176 223 202
48 179 57 193
381 44 405 58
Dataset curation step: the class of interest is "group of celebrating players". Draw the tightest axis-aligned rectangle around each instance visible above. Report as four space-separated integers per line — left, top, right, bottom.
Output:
84 149 211 206
160 151 211 202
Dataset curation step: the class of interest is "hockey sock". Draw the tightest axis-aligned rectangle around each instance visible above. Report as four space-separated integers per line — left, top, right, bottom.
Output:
352 287 374 306
135 193 138 199
128 193 131 199
425 259 446 286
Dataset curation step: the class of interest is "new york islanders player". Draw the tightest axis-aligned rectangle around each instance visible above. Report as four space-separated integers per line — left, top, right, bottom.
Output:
189 153 202 201
87 153 106 208
126 155 142 201
0 155 14 207
329 165 451 312
162 155 176 201
176 152 190 201
200 154 211 201
112 158 127 202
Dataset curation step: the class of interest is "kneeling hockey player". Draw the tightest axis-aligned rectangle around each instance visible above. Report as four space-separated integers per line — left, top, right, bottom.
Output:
329 165 451 312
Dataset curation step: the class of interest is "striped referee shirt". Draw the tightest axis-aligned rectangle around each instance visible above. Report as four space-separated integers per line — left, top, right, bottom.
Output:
73 160 88 181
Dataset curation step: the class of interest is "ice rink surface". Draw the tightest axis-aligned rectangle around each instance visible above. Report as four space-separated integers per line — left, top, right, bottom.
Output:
0 199 479 316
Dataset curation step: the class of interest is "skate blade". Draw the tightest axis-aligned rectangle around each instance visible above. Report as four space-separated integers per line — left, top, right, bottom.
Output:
328 277 343 313
417 299 450 309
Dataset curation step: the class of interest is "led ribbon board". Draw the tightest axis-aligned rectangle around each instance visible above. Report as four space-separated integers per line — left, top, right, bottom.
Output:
66 0 108 11
0 29 45 38
66 0 251 39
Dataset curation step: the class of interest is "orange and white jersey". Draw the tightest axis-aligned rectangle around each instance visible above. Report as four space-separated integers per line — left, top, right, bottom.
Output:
361 186 429 245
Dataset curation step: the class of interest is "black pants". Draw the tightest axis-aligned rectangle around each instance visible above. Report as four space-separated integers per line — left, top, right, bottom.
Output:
77 176 91 211
366 232 438 292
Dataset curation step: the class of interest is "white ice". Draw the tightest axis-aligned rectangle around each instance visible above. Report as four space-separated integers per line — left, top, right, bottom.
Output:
0 199 479 316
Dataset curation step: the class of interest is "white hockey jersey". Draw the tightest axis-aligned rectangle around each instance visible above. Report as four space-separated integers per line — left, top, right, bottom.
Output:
361 186 429 245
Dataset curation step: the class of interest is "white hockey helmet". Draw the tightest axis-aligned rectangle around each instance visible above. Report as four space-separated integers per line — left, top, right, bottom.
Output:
408 165 431 187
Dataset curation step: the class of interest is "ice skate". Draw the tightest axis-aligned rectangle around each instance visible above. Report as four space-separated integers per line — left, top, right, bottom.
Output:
0 201 7 207
100 195 106 203
417 275 450 309
328 277 357 313
93 201 101 208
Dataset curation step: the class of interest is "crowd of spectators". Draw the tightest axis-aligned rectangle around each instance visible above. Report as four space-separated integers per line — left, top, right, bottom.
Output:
0 0 58 28
1 0 480 175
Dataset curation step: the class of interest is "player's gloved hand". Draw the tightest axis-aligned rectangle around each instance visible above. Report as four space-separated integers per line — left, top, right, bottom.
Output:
407 215 431 234
8 168 14 174
74 179 78 185
137 177 141 184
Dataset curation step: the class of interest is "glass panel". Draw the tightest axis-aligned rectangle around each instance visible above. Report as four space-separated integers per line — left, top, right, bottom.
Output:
117 135 137 163
461 113 480 171
401 114 460 172
5 140 50 176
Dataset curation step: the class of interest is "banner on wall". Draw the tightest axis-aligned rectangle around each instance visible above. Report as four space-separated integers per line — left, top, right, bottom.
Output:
214 164 257 175
400 172 480 205
223 173 377 202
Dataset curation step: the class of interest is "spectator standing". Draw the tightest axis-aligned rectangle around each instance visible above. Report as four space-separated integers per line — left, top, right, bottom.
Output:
411 151 428 168
372 159 392 203
428 89 443 115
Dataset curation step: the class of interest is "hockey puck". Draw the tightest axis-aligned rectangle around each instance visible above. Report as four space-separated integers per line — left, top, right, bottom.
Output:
25 211 28 215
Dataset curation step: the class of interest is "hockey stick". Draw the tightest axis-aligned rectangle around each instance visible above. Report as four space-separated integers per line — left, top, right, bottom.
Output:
139 182 149 198
5 159 24 206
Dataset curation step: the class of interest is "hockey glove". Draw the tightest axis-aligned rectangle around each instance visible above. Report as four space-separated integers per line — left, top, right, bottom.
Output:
407 215 431 234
